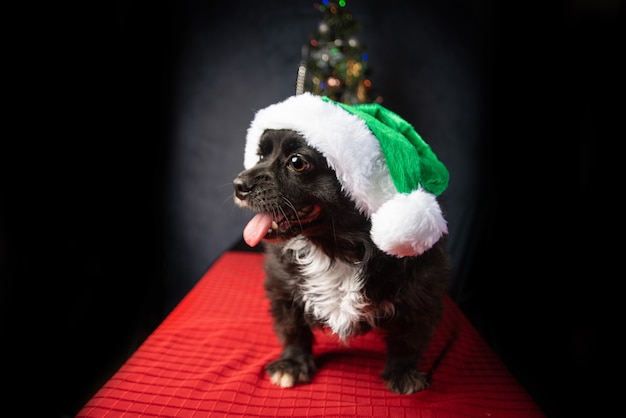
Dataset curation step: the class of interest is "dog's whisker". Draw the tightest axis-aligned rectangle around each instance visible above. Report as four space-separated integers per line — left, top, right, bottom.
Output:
221 192 238 209
218 180 239 190
281 196 303 230
281 196 297 214
270 206 281 221
277 205 291 228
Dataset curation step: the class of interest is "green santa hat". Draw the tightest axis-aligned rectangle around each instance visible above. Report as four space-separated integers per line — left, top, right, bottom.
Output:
244 92 449 257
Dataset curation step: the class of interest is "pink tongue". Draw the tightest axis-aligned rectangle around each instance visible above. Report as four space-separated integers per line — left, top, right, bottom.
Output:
243 213 273 247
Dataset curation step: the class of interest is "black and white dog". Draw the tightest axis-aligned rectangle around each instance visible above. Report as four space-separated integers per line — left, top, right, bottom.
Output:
233 94 450 394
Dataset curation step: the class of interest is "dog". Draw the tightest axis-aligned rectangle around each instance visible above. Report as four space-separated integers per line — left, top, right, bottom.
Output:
233 123 450 394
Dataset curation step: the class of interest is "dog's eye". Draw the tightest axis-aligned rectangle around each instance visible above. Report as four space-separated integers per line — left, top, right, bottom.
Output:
288 154 310 172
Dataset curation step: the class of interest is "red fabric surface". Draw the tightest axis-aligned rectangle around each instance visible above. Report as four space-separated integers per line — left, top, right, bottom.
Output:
78 251 544 417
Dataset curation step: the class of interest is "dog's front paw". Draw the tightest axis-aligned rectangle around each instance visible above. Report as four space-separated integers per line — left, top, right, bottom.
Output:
382 368 430 394
265 357 316 388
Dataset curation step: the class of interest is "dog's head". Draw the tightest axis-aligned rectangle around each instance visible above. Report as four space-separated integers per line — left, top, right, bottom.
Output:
234 93 449 257
234 128 368 248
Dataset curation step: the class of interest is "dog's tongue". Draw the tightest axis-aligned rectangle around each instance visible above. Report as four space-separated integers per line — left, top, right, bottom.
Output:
243 213 272 247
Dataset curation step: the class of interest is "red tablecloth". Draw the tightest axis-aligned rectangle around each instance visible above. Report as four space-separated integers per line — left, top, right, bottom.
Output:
78 251 544 417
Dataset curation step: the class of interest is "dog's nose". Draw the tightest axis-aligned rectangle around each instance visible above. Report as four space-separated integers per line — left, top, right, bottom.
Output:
233 177 252 200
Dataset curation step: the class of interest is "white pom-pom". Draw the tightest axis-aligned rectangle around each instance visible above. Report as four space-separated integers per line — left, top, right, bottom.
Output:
370 189 448 257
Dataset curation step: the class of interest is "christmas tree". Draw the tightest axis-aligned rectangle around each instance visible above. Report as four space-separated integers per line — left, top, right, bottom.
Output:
296 0 381 104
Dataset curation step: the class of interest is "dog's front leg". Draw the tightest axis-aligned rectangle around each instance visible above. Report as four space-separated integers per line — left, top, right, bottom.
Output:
381 321 433 394
265 299 316 388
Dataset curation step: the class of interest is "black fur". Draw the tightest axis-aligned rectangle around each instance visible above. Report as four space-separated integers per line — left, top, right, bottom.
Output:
233 129 450 394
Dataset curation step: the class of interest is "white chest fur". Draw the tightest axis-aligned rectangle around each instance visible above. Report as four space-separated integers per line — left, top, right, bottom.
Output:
284 237 370 341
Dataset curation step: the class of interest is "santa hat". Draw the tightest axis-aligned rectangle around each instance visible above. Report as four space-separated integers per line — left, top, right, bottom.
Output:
244 92 449 257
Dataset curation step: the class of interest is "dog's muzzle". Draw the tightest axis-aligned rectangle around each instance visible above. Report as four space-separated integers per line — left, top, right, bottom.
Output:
233 174 322 247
